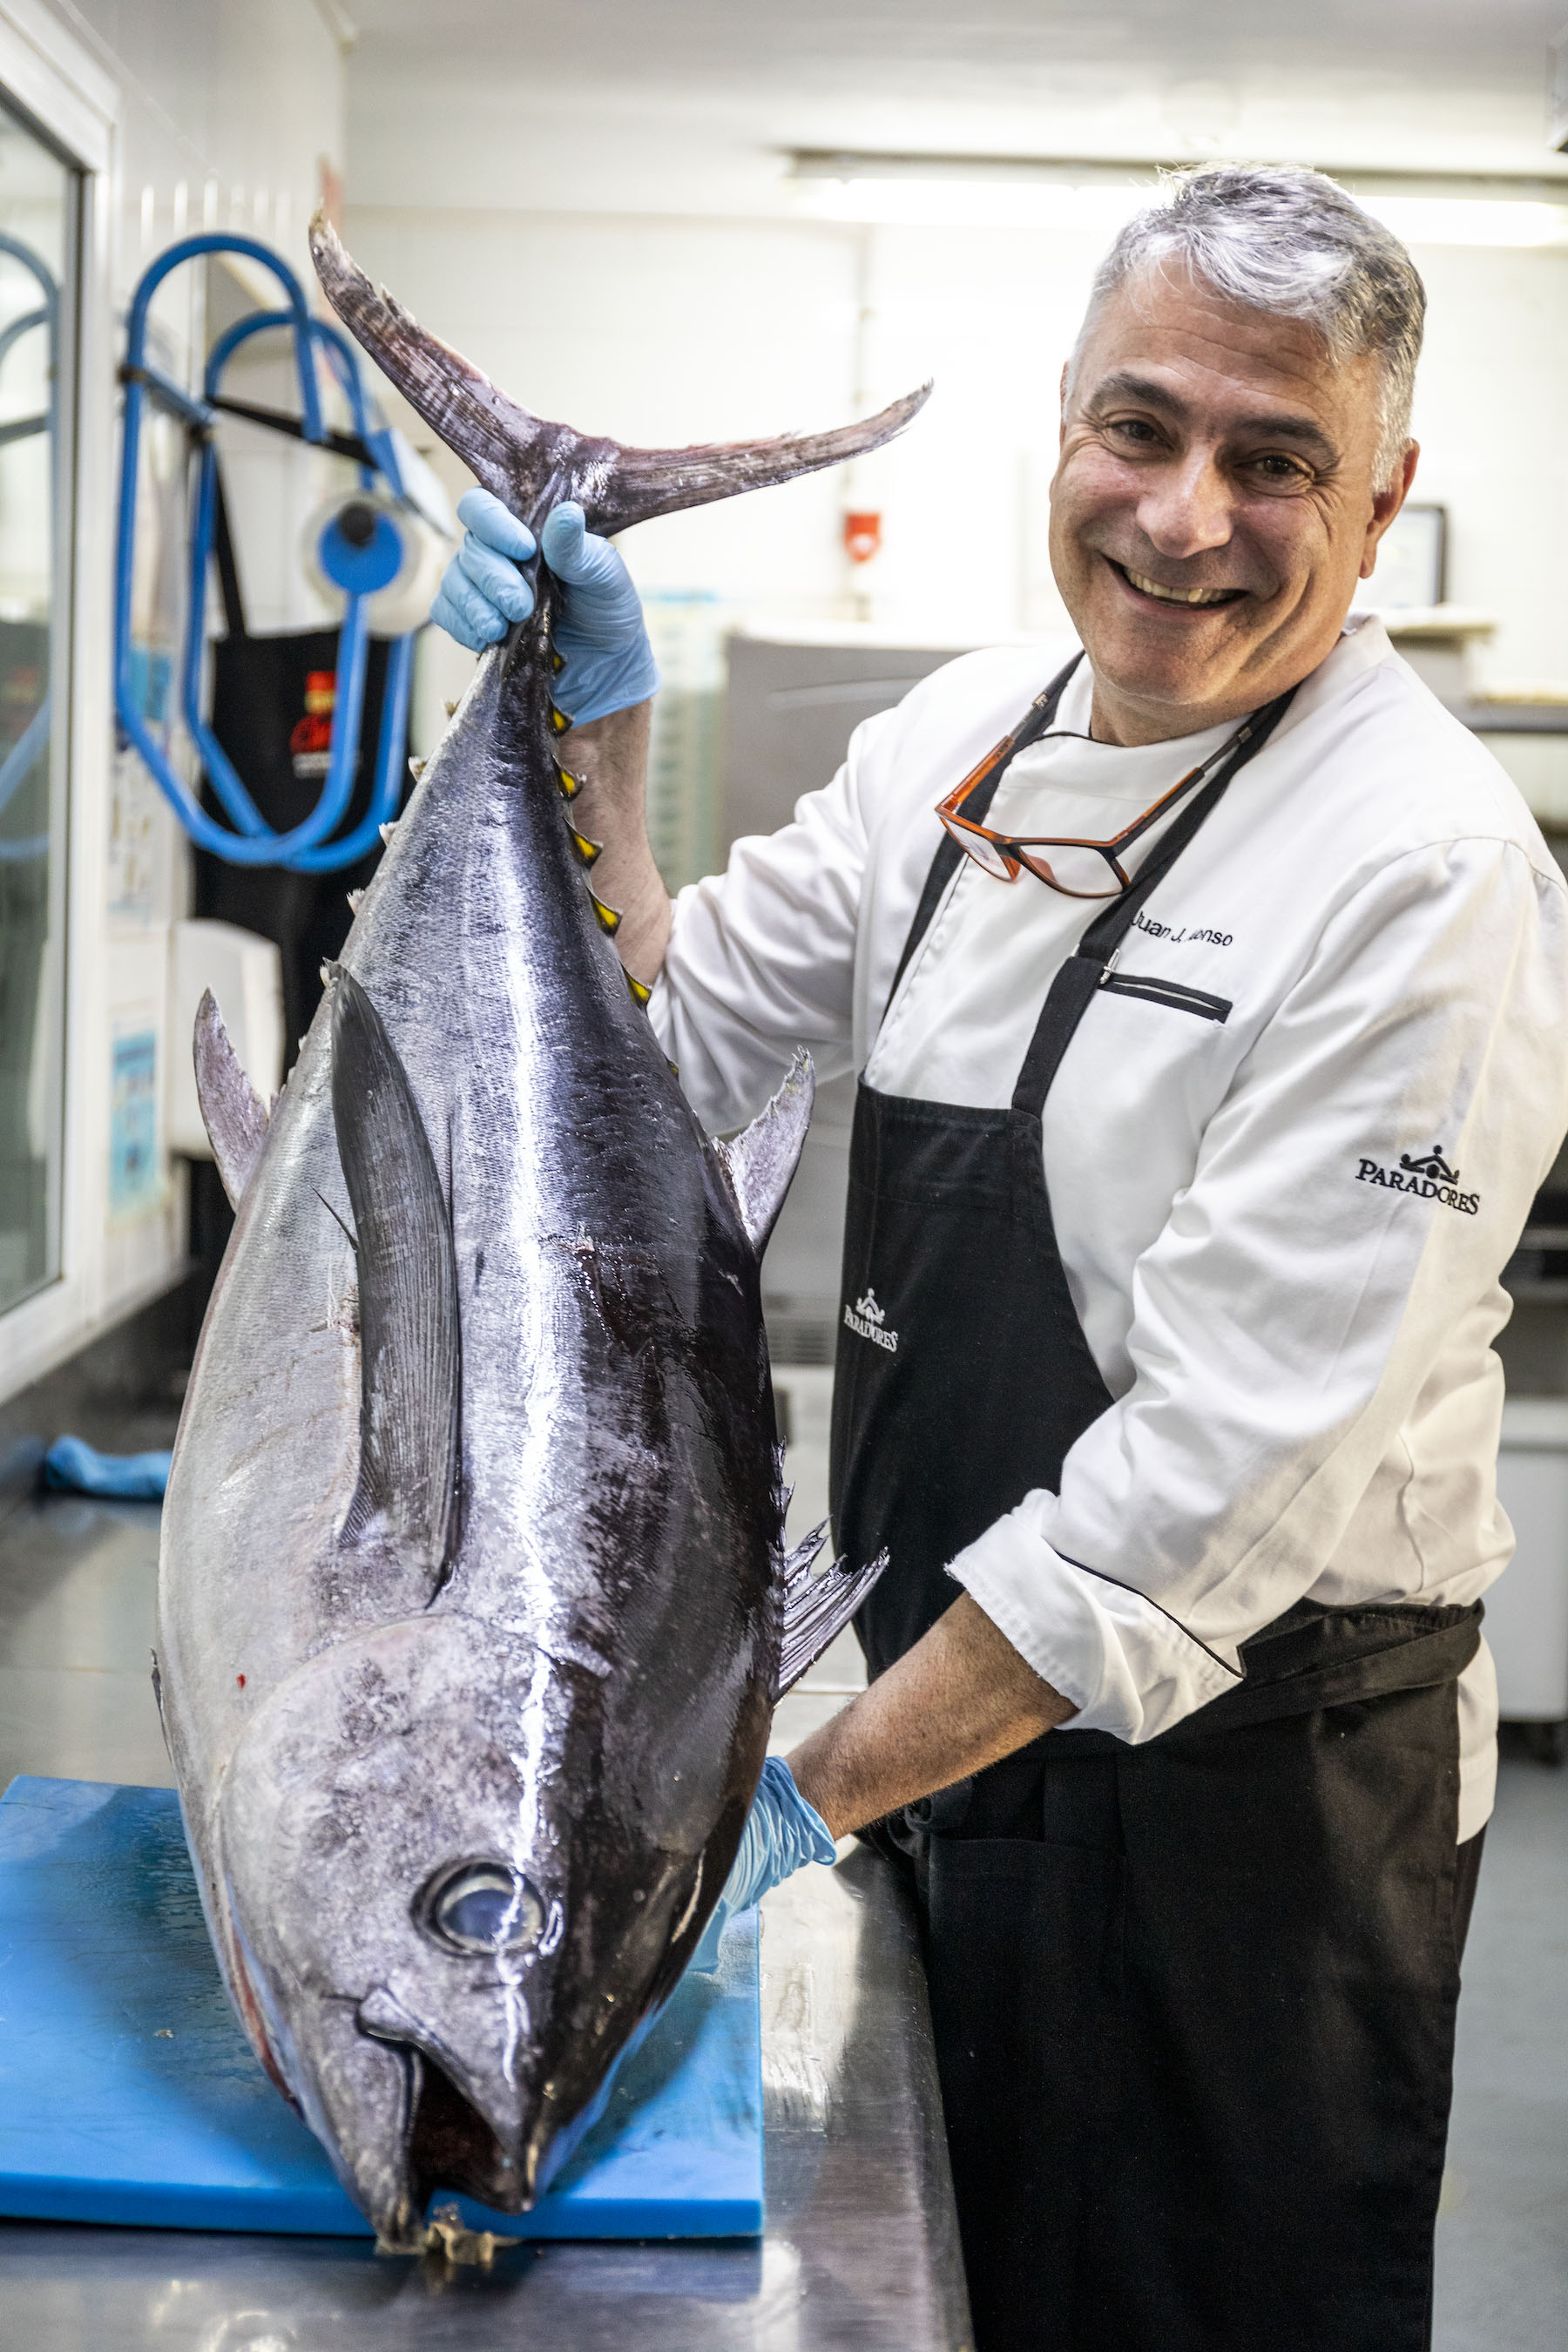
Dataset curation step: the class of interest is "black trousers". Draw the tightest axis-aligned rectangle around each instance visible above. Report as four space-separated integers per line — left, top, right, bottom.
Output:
1452 1823 1485 1962
905 1687 1483 2352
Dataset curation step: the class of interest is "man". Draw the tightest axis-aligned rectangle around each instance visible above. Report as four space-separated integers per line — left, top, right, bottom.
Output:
431 165 1568 2352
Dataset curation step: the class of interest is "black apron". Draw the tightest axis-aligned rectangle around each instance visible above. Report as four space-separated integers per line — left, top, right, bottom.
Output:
829 661 1482 2352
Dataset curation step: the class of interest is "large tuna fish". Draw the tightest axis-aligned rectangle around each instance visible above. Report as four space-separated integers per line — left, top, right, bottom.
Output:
154 216 924 2247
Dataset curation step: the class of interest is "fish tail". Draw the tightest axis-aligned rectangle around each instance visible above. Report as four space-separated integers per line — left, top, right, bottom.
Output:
309 214 929 538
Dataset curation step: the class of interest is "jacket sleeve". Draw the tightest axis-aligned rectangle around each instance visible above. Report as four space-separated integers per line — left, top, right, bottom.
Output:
950 835 1568 1740
648 725 884 1136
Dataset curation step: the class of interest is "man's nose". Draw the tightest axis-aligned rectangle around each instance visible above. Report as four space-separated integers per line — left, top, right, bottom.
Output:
1135 449 1233 560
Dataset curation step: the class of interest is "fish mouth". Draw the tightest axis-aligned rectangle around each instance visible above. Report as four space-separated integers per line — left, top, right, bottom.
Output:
282 1997 548 2246
1107 558 1249 612
355 1984 542 2224
377 2037 606 2234
402 2044 537 2220
333 2038 542 2248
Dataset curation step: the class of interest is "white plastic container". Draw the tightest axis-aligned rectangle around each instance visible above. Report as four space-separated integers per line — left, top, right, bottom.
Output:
1491 1398 1568 1725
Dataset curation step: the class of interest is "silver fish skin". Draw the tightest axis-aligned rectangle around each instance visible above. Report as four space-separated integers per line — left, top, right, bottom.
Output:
156 218 922 2247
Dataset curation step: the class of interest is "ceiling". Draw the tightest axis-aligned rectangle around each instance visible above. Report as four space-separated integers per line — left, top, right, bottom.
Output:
343 0 1568 200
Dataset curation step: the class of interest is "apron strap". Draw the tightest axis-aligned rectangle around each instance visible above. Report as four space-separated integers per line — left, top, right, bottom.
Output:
1010 683 1296 1117
883 652 1085 1010
211 458 248 642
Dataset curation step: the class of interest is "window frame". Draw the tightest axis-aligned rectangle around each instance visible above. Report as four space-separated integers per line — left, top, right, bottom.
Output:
0 0 119 1391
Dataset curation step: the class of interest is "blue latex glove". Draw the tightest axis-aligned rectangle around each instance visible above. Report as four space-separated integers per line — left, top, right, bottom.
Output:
44 1435 171 1499
687 1756 836 1976
429 489 659 724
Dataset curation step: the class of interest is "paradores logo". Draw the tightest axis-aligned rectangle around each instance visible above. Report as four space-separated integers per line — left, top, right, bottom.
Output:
1355 1143 1479 1217
843 1287 899 1353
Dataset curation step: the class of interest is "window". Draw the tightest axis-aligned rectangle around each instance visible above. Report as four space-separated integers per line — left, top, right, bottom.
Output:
0 96 76 1315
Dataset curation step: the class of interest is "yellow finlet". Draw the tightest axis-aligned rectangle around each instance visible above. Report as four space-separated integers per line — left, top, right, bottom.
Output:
588 889 622 936
625 970 652 1007
551 648 565 674
549 704 571 736
556 765 582 799
568 828 603 868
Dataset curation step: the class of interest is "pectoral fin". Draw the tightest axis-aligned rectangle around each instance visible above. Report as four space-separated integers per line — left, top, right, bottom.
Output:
328 966 461 1581
193 990 271 1208
772 1521 889 1701
712 1049 814 1256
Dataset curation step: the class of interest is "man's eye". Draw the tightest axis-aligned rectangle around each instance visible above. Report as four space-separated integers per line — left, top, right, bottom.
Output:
1105 416 1161 446
1250 453 1311 483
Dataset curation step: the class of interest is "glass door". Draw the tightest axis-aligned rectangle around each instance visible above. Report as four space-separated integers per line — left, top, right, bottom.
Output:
0 98 75 1315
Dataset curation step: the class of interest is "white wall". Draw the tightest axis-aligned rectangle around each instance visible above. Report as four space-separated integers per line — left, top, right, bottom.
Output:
75 0 342 286
1409 242 1568 690
342 206 868 631
344 193 1568 692
0 0 346 1399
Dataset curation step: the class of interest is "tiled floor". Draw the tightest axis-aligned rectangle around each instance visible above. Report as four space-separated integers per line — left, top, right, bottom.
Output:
0 1362 1561 2342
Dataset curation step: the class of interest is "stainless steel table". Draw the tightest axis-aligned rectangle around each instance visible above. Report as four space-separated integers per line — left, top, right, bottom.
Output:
0 1490 972 2349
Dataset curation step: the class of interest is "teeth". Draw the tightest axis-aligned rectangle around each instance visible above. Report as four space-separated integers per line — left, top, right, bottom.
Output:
1125 566 1236 607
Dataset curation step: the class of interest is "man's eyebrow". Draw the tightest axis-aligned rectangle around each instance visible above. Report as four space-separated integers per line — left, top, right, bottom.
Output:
1089 369 1339 463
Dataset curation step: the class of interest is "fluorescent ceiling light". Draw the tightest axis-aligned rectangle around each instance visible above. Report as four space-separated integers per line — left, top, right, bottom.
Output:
1356 195 1568 247
788 164 1147 234
788 156 1568 249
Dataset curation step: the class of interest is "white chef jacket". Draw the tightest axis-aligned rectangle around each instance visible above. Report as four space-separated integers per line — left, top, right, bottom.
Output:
652 617 1568 1840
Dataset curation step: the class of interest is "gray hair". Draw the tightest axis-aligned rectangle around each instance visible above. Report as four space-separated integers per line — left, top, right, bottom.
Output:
1071 164 1426 490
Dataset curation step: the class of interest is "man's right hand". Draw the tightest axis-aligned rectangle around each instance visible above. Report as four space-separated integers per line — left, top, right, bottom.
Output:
429 490 660 727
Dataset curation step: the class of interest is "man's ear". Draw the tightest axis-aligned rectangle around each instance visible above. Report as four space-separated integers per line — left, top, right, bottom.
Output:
1360 443 1420 580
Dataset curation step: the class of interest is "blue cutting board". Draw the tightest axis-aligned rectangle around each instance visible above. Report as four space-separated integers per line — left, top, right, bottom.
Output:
0 1776 762 2237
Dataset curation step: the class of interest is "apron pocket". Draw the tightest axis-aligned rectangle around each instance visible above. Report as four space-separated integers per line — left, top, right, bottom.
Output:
1099 970 1231 1022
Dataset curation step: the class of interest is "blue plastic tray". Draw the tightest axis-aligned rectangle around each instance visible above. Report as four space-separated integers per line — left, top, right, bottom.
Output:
0 1776 762 2237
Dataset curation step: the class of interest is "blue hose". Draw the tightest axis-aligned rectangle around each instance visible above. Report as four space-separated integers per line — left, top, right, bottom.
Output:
114 234 417 874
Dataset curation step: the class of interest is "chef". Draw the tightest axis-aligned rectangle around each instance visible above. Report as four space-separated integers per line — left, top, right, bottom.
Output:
430 163 1568 2352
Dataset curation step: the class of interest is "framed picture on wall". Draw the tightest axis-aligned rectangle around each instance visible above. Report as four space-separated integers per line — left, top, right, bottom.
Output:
1357 502 1446 612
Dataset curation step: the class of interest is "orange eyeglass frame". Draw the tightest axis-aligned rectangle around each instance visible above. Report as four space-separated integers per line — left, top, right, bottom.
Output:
935 713 1259 900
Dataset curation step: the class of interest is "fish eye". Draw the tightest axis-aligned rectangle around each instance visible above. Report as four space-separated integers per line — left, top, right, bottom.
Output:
420 1861 545 1957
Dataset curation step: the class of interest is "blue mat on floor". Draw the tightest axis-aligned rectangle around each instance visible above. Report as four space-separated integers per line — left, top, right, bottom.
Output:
0 1776 762 2237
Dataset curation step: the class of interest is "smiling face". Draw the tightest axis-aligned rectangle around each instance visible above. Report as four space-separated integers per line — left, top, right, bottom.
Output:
1048 260 1419 746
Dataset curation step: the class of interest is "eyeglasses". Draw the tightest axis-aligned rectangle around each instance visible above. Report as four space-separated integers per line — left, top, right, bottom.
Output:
936 710 1260 900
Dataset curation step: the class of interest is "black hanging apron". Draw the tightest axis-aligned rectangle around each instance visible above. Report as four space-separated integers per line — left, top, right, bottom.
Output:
829 660 1482 2352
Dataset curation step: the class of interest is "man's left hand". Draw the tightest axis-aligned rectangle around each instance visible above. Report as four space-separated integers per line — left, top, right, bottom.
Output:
789 1592 1077 1839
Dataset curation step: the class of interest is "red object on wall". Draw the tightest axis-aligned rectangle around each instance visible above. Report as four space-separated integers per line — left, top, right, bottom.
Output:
287 667 338 757
844 510 882 564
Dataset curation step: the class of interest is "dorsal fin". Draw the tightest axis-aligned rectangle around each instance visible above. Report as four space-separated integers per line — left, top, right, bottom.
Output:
193 989 271 1208
712 1050 814 1256
308 216 930 540
328 965 461 1579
